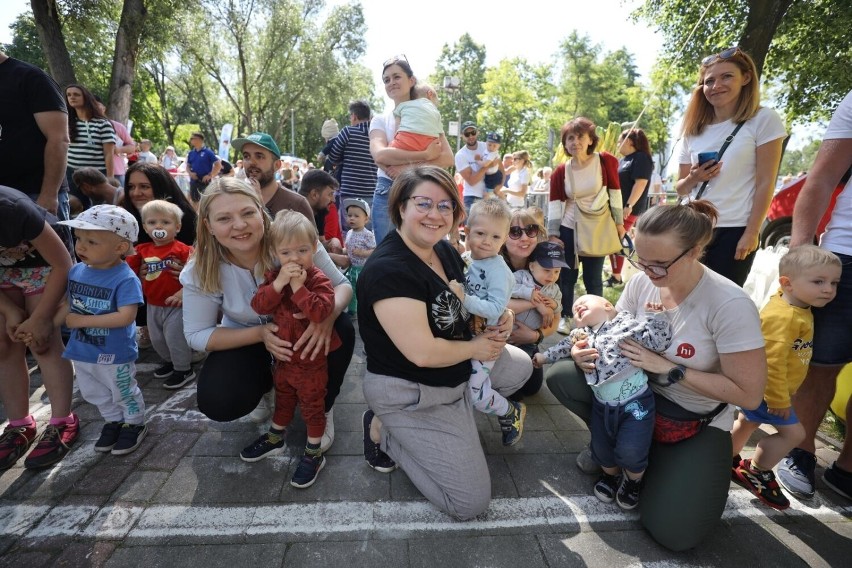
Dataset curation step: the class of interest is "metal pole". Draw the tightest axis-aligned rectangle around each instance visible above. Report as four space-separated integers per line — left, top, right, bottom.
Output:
290 109 295 156
456 87 462 150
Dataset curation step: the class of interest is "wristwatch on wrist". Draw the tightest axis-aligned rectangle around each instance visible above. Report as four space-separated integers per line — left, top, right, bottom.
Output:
666 364 687 386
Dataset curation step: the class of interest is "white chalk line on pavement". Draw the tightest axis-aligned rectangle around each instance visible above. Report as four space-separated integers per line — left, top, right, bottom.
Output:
1 492 850 541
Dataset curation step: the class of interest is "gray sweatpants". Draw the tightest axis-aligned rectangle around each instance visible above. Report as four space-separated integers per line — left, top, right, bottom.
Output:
363 345 532 520
148 305 192 371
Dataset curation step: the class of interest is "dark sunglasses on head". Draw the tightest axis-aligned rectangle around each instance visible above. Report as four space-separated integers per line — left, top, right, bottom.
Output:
383 53 409 68
508 224 540 239
701 46 742 66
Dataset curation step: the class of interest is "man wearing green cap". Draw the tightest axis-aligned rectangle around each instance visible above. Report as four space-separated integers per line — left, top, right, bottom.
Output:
230 132 313 221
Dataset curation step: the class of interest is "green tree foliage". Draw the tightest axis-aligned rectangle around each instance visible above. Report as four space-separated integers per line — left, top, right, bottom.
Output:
476 59 552 165
634 0 851 124
779 138 821 177
429 34 487 138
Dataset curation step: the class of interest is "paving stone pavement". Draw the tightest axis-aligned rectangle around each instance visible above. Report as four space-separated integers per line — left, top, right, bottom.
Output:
1 325 850 567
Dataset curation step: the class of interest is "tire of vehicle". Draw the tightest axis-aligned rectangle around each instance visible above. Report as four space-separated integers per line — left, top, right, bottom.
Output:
762 219 792 248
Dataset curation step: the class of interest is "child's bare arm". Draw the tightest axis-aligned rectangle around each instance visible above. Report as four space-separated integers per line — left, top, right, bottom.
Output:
66 304 138 329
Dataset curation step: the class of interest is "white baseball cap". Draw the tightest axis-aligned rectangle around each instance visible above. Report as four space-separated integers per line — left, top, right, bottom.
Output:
342 198 371 217
59 205 138 253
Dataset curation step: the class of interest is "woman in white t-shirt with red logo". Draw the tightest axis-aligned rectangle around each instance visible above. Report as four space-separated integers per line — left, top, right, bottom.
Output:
675 47 787 286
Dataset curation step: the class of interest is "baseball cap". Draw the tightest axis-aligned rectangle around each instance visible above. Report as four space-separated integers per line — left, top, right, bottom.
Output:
58 205 138 253
231 132 282 157
342 197 371 218
486 132 501 143
321 119 340 140
531 241 569 268
461 121 477 133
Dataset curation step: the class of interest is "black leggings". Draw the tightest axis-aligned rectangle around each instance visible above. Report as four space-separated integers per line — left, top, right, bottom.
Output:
702 226 756 287
196 313 355 422
508 342 543 401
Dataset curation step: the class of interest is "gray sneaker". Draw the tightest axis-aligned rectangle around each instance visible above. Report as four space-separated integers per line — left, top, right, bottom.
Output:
576 446 600 474
777 448 816 499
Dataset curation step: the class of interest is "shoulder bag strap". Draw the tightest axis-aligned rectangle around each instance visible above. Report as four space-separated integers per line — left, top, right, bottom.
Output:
694 122 745 200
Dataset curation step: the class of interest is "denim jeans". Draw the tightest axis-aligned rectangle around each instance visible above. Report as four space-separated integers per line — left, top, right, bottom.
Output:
372 176 393 244
463 195 481 219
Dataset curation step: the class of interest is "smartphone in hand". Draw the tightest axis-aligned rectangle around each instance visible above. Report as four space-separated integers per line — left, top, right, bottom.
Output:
697 151 719 166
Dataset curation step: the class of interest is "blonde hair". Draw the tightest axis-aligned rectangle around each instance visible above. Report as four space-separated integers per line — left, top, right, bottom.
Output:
467 198 512 230
525 205 545 227
682 49 761 137
779 245 841 278
192 177 275 293
269 209 318 248
141 199 184 223
414 82 438 103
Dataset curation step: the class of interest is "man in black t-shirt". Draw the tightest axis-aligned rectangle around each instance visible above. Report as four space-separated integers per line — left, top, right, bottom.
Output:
0 51 69 219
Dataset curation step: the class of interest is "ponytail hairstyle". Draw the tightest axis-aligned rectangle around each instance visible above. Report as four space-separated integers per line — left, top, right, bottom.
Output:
635 200 718 253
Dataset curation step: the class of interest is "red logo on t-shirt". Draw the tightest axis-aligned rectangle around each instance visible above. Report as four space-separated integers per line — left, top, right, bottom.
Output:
676 343 696 358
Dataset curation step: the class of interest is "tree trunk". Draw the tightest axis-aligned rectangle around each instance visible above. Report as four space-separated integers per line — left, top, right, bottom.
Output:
740 0 794 77
107 0 148 124
30 0 75 85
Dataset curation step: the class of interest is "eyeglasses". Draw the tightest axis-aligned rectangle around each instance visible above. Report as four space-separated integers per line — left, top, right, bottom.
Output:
508 224 540 240
626 248 691 277
382 54 409 68
463 130 477 137
701 46 743 66
408 195 456 216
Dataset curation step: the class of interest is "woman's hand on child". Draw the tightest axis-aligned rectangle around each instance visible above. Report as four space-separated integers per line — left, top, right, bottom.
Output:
619 338 672 375
537 305 555 328
471 332 503 361
261 323 295 362
293 313 337 360
571 339 599 372
167 258 185 279
164 292 183 307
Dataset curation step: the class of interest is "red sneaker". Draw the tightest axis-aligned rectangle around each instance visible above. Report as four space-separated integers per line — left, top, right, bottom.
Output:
0 423 37 470
733 458 790 510
24 414 80 470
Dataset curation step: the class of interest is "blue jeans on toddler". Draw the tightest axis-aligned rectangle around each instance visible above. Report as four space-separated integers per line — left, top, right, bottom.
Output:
590 387 655 474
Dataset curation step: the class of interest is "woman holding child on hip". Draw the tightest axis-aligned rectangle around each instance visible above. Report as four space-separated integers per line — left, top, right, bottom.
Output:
675 47 785 286
180 178 352 455
369 56 454 243
357 166 530 520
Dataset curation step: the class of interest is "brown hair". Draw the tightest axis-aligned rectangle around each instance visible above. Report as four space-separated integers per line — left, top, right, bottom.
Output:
619 128 652 155
681 49 760 137
561 117 598 156
635 200 719 252
387 166 465 229
192 177 275 293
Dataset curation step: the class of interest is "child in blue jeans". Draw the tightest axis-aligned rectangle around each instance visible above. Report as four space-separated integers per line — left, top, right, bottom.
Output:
534 294 672 510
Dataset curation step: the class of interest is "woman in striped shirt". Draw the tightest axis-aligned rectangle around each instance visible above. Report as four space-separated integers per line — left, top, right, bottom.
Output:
65 84 115 211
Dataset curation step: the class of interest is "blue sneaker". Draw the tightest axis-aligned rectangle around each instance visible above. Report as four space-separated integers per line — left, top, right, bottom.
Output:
777 448 816 499
290 454 325 488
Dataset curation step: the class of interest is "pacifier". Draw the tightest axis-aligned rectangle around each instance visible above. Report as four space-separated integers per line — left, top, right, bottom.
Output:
152 229 168 240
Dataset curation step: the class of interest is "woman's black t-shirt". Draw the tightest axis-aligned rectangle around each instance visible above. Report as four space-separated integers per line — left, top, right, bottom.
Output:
618 151 654 216
357 230 473 387
0 185 62 268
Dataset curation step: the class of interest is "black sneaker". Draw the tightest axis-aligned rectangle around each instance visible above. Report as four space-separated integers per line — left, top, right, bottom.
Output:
594 472 621 503
290 454 326 488
153 363 174 379
240 432 285 463
111 423 148 456
498 400 526 446
362 410 397 473
616 476 642 510
603 275 623 288
823 462 852 501
163 368 196 390
94 422 122 453
733 458 790 510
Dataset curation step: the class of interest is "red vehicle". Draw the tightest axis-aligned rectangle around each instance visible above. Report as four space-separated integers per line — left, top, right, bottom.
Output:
760 171 849 248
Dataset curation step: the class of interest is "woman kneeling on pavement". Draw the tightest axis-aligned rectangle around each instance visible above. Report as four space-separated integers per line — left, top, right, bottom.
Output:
357 166 532 520
545 200 766 551
180 177 353 454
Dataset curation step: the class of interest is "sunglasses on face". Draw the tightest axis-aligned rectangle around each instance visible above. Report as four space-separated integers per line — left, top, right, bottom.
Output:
463 130 477 137
701 46 743 66
408 195 456 216
626 247 690 277
508 224 540 240
382 53 409 68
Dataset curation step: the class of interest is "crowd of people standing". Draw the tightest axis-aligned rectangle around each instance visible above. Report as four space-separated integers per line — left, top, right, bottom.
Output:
0 43 850 554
